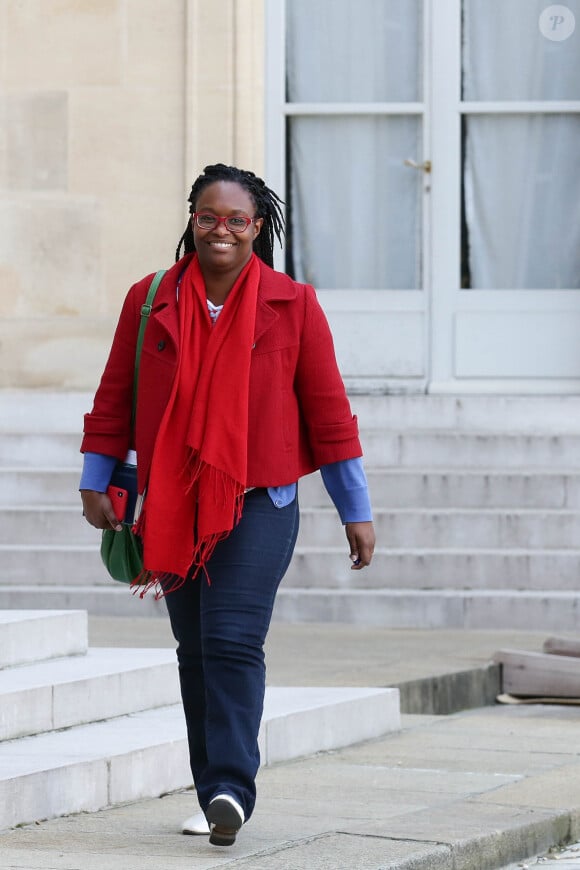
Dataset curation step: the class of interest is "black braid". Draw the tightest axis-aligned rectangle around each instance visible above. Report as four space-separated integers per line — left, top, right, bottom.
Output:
175 163 285 268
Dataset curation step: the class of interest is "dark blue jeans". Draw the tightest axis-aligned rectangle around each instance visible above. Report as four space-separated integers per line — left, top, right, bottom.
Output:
164 488 299 821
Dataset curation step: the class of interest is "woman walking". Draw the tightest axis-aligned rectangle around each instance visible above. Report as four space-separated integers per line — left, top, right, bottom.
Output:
80 164 375 846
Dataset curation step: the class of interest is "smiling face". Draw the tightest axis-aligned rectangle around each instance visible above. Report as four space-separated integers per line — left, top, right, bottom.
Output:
192 181 263 279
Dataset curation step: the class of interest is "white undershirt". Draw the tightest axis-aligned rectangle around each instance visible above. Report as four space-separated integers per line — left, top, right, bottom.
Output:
206 299 223 325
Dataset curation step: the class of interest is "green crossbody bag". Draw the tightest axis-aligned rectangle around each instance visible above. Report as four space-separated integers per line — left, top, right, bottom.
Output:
100 269 166 583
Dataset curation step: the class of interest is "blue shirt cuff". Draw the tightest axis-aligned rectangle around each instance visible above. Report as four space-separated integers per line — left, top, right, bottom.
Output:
320 457 373 524
79 452 117 492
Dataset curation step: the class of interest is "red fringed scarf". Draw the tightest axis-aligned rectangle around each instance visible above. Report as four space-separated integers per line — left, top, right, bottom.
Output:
133 253 260 597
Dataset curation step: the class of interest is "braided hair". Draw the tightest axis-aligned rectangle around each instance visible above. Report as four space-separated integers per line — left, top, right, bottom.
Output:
175 164 285 268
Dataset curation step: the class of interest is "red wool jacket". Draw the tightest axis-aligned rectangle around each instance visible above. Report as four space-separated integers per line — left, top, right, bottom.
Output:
81 255 362 492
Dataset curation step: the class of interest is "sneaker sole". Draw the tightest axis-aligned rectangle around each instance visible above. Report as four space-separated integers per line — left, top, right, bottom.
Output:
206 799 243 847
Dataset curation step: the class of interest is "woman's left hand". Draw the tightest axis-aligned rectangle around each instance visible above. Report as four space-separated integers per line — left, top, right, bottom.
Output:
345 521 375 570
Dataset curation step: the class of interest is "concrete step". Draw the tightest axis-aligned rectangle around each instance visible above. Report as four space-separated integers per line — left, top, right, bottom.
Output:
284 548 580 590
0 583 176 616
3 390 580 434
3 430 580 469
2 545 580 594
0 391 92 433
361 431 580 468
0 507 96 545
297 507 580 550
300 469 580 510
0 685 400 830
5 505 580 549
0 468 80 505
0 647 180 741
0 434 82 468
348 393 580 433
0 610 87 669
4 467 580 509
273 587 580 632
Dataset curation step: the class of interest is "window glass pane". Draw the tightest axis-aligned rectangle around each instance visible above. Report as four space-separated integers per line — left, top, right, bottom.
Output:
288 117 422 289
463 114 580 288
463 0 580 100
286 0 422 103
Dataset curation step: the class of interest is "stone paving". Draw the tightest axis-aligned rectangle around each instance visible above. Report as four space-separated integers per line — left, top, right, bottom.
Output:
1 620 580 868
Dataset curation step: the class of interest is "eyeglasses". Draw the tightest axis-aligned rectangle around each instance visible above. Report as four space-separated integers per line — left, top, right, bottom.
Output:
193 213 256 233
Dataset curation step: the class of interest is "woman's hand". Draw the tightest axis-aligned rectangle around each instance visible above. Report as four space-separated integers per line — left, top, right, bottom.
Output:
81 490 123 531
345 521 375 570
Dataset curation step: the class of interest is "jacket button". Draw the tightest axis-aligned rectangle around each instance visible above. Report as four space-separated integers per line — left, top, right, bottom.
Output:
157 341 166 351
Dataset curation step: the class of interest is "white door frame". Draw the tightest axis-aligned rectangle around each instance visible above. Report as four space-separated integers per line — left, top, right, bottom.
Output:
265 0 580 394
429 0 580 394
264 0 432 394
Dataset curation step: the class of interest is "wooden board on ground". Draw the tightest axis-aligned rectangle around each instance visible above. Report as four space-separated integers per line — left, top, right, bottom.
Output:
493 649 580 698
497 693 580 706
543 636 580 658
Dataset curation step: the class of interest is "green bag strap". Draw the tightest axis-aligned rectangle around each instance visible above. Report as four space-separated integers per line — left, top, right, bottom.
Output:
132 269 166 430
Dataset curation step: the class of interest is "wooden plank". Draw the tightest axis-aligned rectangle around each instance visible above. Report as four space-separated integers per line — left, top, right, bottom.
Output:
493 649 580 698
497 693 580 706
543 636 580 658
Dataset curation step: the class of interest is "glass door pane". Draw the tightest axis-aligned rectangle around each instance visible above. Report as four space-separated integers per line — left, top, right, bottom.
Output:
463 114 580 289
461 0 580 289
288 116 422 289
463 0 580 100
285 0 424 289
286 0 423 102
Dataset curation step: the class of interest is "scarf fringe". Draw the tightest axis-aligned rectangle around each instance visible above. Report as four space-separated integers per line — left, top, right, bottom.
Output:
130 568 189 600
130 473 246 598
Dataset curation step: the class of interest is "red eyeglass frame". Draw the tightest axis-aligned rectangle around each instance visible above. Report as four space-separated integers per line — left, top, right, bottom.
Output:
192 213 256 233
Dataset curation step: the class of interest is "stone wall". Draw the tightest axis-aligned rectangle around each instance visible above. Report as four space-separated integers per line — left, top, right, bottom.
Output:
0 0 264 390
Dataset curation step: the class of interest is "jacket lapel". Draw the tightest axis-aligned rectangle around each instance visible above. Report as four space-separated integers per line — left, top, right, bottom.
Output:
254 259 298 344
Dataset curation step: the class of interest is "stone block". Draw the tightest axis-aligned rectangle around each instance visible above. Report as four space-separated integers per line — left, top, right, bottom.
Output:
0 319 113 390
0 610 87 668
0 685 53 740
230 833 450 870
3 0 122 88
0 648 180 740
0 92 67 191
101 193 184 314
476 762 580 810
52 650 180 731
68 89 183 199
0 758 108 830
0 195 102 318
125 0 185 91
108 742 191 805
262 687 400 765
273 589 466 629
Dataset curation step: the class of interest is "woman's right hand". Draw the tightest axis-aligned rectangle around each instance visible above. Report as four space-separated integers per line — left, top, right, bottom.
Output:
80 490 123 531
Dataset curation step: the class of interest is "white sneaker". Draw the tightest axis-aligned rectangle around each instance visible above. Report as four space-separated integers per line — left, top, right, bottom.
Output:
206 794 245 847
181 810 210 835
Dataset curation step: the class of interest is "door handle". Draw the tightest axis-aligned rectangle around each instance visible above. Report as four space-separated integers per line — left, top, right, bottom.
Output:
404 158 432 173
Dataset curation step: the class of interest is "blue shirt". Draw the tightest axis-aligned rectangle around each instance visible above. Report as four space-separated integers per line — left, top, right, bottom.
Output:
80 453 372 523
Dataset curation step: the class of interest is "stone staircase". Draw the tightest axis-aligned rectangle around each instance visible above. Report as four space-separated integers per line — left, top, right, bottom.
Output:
1 391 580 629
0 609 399 830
